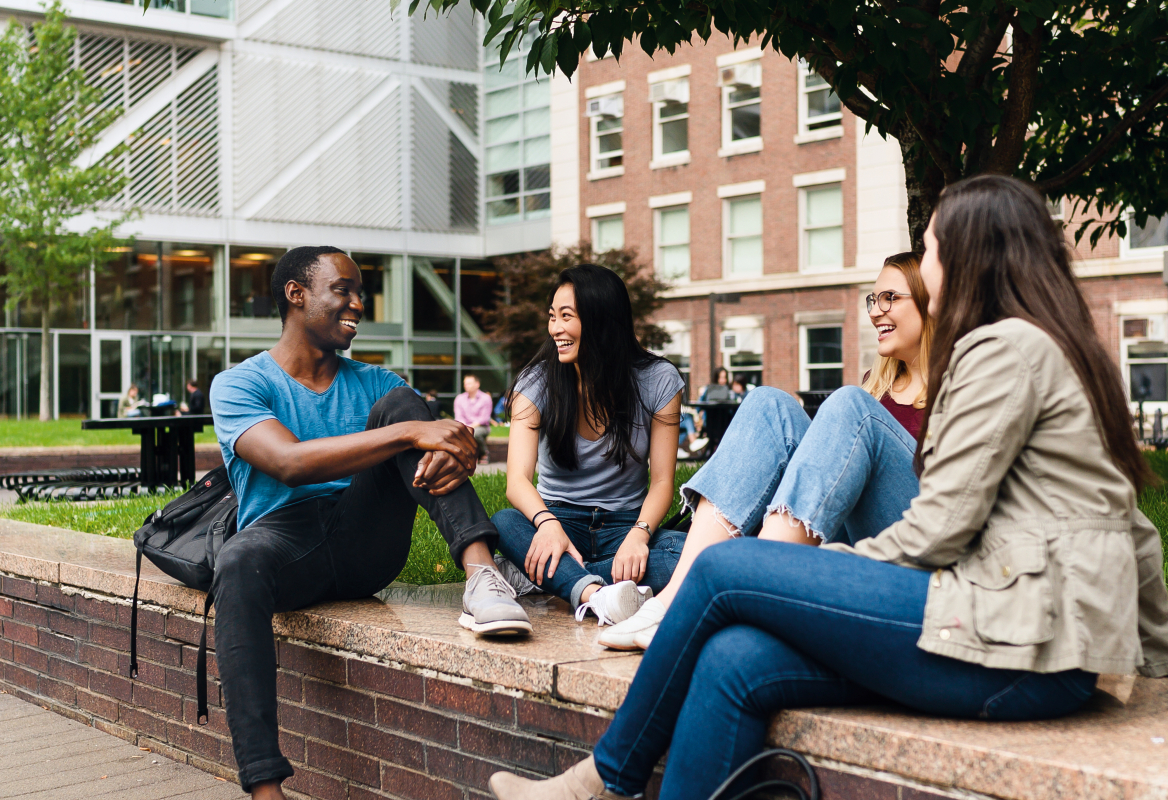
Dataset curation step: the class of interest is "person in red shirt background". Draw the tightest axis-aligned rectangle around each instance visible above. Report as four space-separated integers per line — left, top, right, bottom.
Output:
455 374 494 465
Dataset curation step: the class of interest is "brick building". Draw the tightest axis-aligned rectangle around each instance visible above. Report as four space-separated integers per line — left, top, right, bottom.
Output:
547 38 1168 406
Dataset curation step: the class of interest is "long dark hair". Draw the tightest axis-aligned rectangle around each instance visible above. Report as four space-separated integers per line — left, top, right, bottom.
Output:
919 174 1153 493
509 263 671 470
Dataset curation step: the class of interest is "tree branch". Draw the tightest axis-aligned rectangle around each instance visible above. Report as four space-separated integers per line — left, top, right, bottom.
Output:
984 18 1042 174
1036 79 1168 195
955 4 1014 91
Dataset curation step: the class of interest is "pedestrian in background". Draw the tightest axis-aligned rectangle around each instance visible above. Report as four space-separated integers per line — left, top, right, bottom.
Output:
455 374 493 465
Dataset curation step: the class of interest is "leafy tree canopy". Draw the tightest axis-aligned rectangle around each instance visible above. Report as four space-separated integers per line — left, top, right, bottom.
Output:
0 1 132 419
481 244 670 375
416 0 1168 248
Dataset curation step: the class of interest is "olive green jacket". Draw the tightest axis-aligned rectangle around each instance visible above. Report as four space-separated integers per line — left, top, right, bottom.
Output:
824 318 1168 676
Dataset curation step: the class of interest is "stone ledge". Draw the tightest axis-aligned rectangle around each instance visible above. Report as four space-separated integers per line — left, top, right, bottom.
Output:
2 518 1168 800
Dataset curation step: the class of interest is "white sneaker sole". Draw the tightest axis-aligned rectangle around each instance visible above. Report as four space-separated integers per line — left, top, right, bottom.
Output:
458 612 533 636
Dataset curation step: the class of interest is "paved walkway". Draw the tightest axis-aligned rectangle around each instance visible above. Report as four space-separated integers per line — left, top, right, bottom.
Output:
0 692 240 800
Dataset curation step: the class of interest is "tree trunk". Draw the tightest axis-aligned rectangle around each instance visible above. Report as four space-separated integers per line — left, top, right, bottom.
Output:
39 300 51 421
898 127 947 253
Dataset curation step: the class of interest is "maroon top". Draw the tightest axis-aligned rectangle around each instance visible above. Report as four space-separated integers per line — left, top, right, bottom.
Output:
879 393 924 439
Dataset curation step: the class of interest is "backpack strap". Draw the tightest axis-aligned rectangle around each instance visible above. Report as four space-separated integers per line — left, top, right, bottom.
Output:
129 550 142 679
196 590 213 726
707 748 819 800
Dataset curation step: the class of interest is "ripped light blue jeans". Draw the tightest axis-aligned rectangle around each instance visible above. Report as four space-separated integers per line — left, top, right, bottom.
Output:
681 385 920 543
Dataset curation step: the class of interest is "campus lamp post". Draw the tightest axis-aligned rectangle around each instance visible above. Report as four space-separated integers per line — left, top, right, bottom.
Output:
708 292 741 382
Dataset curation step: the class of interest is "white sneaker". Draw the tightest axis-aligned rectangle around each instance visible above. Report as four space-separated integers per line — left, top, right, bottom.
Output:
459 565 533 636
633 623 658 650
574 581 652 627
677 447 690 460
689 437 709 452
597 598 666 650
493 554 543 596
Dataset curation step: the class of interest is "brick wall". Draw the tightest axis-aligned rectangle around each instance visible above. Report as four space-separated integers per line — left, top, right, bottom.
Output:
0 570 981 800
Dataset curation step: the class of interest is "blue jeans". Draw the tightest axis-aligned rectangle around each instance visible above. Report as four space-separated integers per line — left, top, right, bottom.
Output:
493 504 686 608
682 386 920 544
592 540 1098 799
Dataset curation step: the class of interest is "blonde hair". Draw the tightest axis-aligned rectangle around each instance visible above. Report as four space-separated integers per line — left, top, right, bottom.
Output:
861 252 932 409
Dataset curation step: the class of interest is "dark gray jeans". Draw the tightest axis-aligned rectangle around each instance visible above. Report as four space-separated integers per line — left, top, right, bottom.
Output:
211 386 497 791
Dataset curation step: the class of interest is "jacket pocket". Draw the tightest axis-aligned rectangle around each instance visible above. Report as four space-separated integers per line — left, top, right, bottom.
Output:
963 539 1054 646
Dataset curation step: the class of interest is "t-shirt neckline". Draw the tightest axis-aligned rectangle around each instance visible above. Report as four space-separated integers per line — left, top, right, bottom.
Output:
261 351 345 397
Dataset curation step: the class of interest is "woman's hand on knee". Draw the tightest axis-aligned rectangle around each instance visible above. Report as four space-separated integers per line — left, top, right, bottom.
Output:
524 522 583 585
612 532 649 583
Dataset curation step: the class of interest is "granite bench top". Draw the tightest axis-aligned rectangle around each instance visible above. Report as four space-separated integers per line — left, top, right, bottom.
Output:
3 518 1168 800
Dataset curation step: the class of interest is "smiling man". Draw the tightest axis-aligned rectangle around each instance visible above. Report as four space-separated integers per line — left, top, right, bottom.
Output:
209 246 530 800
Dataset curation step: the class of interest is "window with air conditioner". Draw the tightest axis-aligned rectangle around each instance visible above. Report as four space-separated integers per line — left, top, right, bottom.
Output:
724 195 763 277
655 206 690 281
719 61 762 155
722 318 763 388
797 61 841 141
800 183 844 272
587 94 624 178
1127 213 1168 253
800 325 843 391
650 79 689 166
1122 316 1168 404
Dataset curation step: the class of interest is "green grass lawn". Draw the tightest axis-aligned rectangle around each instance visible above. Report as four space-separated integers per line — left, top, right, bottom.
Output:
4 457 1166 586
0 417 219 448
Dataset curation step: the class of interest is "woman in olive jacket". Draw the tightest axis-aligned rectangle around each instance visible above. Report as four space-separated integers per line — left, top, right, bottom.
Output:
487 175 1168 800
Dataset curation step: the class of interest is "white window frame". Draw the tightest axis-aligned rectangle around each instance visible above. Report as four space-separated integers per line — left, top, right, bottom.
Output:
722 193 764 278
654 320 693 394
650 81 690 168
587 202 626 253
795 60 843 144
654 204 691 282
799 323 844 392
1120 210 1168 260
798 181 845 273
717 52 763 157
586 86 625 181
721 316 764 387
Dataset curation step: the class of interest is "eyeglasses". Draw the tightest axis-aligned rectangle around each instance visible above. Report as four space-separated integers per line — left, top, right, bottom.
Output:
866 291 912 314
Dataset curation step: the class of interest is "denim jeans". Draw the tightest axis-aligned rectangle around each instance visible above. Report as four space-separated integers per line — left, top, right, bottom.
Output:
681 386 920 544
493 504 686 608
592 540 1098 800
212 387 497 792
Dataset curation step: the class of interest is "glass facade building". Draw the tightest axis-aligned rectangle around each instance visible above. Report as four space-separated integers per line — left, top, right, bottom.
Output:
0 0 536 419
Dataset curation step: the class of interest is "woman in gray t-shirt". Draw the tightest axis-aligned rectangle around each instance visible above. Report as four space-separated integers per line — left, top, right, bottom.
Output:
492 264 688 630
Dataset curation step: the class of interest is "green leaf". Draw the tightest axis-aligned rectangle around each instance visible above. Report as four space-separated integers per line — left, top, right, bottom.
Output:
539 31 558 74
556 28 580 76
639 26 657 56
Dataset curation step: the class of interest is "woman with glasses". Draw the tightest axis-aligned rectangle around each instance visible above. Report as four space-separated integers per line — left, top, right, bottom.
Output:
598 251 933 650
490 175 1168 800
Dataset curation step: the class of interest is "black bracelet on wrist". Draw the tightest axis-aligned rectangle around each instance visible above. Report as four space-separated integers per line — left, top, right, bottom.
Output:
531 509 554 525
535 516 560 531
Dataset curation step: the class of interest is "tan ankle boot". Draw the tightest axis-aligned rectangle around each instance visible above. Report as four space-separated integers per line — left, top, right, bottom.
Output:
489 756 632 800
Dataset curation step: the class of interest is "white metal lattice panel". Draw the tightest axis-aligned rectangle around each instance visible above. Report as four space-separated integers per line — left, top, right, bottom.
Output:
411 4 477 71
246 0 401 60
232 53 385 211
253 85 403 228
236 0 273 22
411 84 452 232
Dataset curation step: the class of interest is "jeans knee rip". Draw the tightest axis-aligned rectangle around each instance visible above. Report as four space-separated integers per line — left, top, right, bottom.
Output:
765 504 827 542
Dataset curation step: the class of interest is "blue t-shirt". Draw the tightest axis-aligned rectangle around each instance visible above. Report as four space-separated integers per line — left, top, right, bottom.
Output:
210 352 406 530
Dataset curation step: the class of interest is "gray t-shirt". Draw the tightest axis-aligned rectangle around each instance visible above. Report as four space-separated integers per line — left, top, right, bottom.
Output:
515 359 685 510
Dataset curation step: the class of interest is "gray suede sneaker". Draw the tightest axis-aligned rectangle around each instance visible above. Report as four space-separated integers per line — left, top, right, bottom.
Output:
493 553 543 596
460 565 533 636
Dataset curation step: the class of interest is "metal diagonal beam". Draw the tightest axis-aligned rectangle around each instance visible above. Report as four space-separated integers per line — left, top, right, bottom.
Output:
237 75 401 219
413 77 478 152
74 48 220 168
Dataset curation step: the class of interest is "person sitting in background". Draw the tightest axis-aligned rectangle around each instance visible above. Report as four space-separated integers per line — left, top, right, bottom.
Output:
118 384 146 418
455 374 494 466
423 390 442 420
730 377 749 401
492 393 508 425
179 379 206 415
698 367 730 402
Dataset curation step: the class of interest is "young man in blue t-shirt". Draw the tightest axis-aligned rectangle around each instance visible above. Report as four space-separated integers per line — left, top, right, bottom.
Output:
210 246 529 799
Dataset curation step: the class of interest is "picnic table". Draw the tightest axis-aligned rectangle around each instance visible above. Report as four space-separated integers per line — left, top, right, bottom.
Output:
691 400 742 454
81 415 214 489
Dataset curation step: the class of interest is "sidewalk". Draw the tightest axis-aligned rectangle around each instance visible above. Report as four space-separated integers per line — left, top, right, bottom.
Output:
0 691 240 799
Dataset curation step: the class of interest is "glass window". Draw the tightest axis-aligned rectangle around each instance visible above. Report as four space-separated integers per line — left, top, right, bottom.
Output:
96 242 219 331
656 206 690 281
0 332 42 418
229 246 285 324
799 62 841 134
651 79 689 160
351 253 405 336
58 334 91 417
411 257 456 335
593 215 625 252
803 326 843 391
802 184 844 272
1131 215 1168 250
590 95 624 173
721 63 761 148
725 196 763 276
483 48 551 226
459 259 501 334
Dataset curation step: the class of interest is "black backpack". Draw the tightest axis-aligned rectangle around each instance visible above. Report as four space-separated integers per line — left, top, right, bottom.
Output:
129 465 238 724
